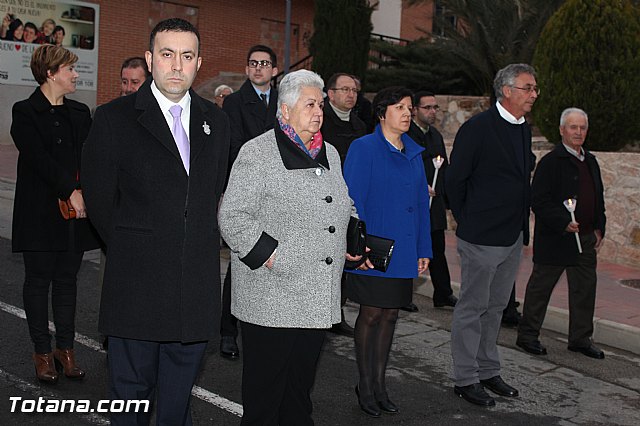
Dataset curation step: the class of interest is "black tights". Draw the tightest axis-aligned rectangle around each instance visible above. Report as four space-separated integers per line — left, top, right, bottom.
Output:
354 305 399 400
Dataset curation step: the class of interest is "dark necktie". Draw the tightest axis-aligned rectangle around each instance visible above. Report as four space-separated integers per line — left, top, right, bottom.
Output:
260 93 268 107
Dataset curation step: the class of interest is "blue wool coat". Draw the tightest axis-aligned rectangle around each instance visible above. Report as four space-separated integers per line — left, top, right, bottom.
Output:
343 125 432 279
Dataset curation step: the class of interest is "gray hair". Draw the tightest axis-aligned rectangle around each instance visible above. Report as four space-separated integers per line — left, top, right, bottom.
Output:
560 107 589 128
276 69 325 119
493 63 537 101
214 84 233 97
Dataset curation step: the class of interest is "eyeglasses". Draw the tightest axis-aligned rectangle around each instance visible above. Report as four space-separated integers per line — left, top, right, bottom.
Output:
248 59 273 69
331 87 359 94
511 85 540 95
417 104 440 111
215 94 228 99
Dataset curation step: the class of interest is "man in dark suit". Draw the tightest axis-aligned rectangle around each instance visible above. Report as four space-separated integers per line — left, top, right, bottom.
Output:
517 108 606 360
406 91 457 313
446 64 538 407
82 18 229 424
321 72 367 336
220 45 278 359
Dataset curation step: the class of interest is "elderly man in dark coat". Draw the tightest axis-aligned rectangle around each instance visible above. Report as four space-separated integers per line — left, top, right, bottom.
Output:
82 18 229 424
517 108 606 360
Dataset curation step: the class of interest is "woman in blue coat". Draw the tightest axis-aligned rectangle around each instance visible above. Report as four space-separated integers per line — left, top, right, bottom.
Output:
343 87 432 417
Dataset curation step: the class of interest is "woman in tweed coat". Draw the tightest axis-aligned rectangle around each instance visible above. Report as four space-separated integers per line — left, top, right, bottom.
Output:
219 70 361 425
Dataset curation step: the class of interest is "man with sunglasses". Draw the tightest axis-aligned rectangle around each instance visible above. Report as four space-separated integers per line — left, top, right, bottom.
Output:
405 91 457 313
220 45 279 360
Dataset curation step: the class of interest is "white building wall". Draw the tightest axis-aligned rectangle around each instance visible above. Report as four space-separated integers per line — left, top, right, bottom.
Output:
370 0 402 39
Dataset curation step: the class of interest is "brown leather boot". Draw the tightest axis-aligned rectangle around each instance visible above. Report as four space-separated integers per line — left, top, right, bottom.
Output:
33 352 59 384
53 348 85 380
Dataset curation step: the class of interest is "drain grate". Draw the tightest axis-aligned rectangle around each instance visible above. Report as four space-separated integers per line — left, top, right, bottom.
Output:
620 279 640 289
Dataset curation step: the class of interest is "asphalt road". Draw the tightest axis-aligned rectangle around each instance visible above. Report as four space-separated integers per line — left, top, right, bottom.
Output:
1 233 639 425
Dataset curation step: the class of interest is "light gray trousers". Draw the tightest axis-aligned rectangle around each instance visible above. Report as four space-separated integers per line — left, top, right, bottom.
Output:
451 234 523 386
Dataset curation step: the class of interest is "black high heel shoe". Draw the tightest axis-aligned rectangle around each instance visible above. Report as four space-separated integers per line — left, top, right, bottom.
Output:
355 385 381 418
375 390 399 414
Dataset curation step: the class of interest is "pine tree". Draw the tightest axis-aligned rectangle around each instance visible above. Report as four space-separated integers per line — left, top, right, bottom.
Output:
309 0 373 84
533 0 640 151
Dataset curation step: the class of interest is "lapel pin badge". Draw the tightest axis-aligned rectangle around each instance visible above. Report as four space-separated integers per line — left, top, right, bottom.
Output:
202 121 211 135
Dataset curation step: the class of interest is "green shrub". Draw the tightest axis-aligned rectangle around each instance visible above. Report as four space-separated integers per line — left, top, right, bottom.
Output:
533 0 640 151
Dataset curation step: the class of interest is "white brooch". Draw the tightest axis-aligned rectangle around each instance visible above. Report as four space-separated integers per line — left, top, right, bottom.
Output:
202 121 211 135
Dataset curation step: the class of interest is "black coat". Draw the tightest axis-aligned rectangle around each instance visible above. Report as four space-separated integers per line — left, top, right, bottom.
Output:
82 80 230 342
407 121 449 231
446 105 536 246
320 103 367 167
531 144 606 265
11 87 100 252
222 79 278 173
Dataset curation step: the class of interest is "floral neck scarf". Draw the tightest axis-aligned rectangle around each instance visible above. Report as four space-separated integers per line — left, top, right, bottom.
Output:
278 118 323 159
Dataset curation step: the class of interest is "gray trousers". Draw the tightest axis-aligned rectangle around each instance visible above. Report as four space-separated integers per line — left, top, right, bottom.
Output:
451 234 523 386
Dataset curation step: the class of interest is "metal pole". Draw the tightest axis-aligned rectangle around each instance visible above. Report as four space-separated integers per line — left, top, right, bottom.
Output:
284 0 291 73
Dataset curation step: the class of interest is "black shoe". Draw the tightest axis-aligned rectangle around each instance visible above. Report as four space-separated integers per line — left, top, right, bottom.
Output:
220 336 240 359
516 340 547 355
480 376 519 397
355 385 381 417
454 383 495 406
501 311 521 327
375 391 399 414
330 320 355 337
400 302 419 313
568 344 605 359
434 294 458 308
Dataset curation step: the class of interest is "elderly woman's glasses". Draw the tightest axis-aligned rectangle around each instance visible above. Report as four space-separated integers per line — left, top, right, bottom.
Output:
248 60 273 69
331 87 359 94
511 85 540 95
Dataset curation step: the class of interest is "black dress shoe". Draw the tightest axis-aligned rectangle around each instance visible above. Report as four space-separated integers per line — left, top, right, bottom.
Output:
501 311 522 327
568 344 605 359
454 383 495 406
375 394 398 414
400 302 419 312
330 320 355 337
480 376 519 397
220 336 240 359
434 294 458 308
355 385 381 417
516 340 547 355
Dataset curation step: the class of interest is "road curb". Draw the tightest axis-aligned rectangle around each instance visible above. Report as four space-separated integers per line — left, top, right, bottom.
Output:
414 276 640 355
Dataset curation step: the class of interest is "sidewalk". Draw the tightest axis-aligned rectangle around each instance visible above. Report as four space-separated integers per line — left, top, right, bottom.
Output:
2 143 639 354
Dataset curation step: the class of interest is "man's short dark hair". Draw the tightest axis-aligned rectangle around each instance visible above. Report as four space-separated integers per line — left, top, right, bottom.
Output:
246 45 277 68
53 25 65 35
372 86 414 123
24 22 38 33
326 73 355 91
413 90 435 106
149 18 200 55
121 56 150 78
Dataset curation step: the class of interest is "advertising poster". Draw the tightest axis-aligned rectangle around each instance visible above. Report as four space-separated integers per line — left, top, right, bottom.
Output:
0 0 99 90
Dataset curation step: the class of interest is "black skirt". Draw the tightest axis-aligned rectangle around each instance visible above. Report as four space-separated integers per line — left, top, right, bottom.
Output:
345 273 413 309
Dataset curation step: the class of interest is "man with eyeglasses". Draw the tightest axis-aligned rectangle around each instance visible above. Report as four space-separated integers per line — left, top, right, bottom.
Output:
220 45 279 360
321 73 367 337
446 64 538 407
405 91 457 314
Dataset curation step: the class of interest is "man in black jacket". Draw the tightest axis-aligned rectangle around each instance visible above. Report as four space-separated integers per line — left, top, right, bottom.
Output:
405 91 457 312
321 73 367 336
220 45 278 359
517 108 606 360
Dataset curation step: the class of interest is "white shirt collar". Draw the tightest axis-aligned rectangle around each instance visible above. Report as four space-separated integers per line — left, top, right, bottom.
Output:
562 143 585 161
496 101 525 124
150 81 192 139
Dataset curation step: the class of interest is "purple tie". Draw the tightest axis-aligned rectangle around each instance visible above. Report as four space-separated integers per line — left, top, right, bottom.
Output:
169 104 190 174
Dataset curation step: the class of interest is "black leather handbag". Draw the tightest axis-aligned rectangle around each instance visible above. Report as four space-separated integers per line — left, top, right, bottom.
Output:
346 216 366 256
364 234 395 272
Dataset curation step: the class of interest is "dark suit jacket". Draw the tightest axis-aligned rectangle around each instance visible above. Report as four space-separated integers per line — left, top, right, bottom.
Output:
82 80 230 342
320 102 366 167
407 121 449 231
446 105 535 246
531 144 605 265
222 79 278 174
11 87 100 252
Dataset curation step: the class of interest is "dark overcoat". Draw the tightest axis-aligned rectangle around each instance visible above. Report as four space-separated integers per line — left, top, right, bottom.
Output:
11 87 100 252
82 80 229 342
531 144 606 266
406 121 449 231
320 102 367 167
446 105 536 246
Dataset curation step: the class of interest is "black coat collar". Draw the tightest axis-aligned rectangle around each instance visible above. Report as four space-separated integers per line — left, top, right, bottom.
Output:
28 86 85 113
274 123 330 170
